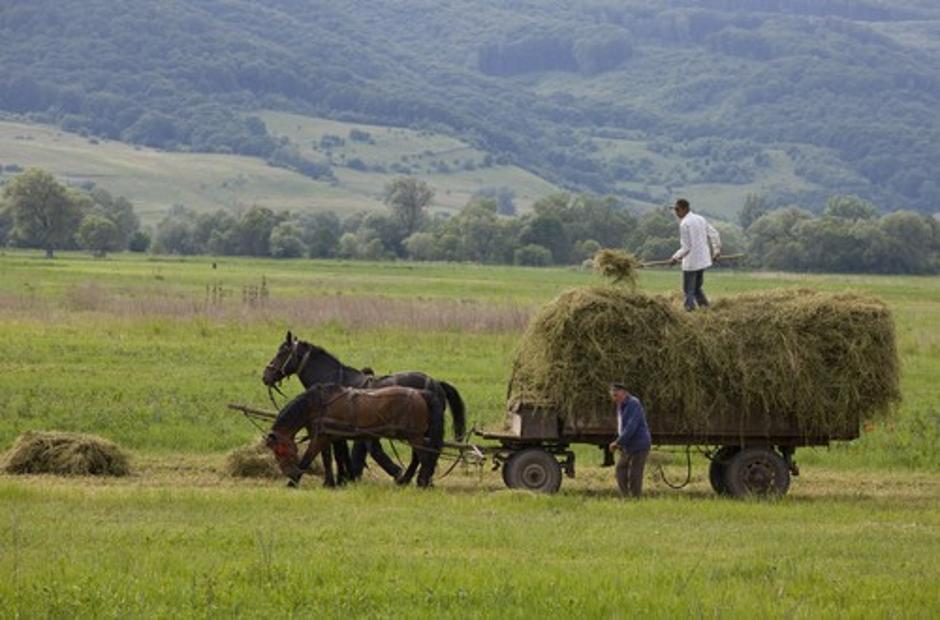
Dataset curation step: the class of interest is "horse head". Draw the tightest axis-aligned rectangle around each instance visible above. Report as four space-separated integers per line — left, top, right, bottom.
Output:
262 333 362 389
262 331 302 386
265 430 302 482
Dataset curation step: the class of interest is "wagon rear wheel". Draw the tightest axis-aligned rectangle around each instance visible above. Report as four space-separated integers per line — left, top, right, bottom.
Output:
724 447 790 498
504 448 562 494
708 446 739 496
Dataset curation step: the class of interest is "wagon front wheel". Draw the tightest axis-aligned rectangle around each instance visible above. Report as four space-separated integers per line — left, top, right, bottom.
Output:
708 446 739 496
724 447 790 498
504 448 562 494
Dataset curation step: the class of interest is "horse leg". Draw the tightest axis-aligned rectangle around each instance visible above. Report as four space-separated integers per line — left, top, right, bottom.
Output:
294 436 328 488
417 394 445 488
349 440 368 481
318 441 336 488
396 448 420 486
369 440 402 479
332 440 350 486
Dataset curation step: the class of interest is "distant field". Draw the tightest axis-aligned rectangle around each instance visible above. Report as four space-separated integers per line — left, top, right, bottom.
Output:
0 117 561 226
0 250 937 466
0 252 938 616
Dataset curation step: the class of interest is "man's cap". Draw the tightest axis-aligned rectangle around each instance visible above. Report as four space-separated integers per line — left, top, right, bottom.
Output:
609 382 628 391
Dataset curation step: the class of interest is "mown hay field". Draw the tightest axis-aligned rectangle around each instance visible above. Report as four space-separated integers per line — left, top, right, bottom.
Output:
1 250 938 616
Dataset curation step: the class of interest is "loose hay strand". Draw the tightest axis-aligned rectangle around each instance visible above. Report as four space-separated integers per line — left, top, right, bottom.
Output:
508 287 899 438
592 249 641 288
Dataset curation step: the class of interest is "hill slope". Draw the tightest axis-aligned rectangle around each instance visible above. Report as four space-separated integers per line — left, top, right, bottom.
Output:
0 118 560 225
2 1 939 214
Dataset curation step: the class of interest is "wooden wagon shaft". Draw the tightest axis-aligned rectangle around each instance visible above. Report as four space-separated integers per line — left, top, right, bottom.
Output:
227 403 277 420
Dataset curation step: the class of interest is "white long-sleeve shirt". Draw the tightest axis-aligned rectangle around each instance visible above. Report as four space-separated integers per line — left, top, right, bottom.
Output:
671 212 721 271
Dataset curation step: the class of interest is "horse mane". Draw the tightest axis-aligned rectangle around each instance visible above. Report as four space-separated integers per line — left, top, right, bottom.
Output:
273 383 348 431
274 389 318 431
297 340 368 381
298 340 347 370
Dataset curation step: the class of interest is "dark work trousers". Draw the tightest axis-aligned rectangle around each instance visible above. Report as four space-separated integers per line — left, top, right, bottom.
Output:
682 269 709 311
615 450 649 498
350 440 402 480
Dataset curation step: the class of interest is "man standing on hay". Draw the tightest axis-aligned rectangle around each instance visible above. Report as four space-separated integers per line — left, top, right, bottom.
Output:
669 198 721 311
608 383 652 498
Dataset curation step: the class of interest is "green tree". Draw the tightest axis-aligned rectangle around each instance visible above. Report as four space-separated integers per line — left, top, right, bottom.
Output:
337 232 360 259
824 195 878 221
739 194 770 229
153 205 198 255
269 222 305 258
194 210 238 254
876 211 936 273
298 211 341 258
514 244 553 266
384 177 434 243
629 207 676 260
573 239 601 261
4 168 83 258
87 188 140 249
128 230 151 253
520 214 567 263
403 232 437 261
747 207 813 270
235 206 280 256
451 199 501 263
76 214 121 257
0 206 13 246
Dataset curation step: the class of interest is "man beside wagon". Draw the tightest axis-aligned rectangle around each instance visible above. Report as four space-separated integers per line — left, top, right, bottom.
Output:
608 383 652 498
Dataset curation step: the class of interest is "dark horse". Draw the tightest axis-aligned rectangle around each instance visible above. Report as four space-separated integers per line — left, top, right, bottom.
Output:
266 384 444 488
262 331 466 479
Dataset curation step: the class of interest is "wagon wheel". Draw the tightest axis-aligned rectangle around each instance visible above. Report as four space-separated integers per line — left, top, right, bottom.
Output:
708 446 740 496
504 448 562 494
501 457 513 488
724 447 790 498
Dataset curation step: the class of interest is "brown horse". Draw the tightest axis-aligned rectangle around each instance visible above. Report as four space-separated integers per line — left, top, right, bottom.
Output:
266 383 444 488
262 332 465 441
262 332 466 483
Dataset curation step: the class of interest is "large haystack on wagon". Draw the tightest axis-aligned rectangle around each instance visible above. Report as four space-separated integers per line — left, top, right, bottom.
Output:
481 287 899 497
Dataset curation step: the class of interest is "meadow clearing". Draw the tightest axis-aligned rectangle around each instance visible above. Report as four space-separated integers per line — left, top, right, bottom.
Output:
0 251 938 616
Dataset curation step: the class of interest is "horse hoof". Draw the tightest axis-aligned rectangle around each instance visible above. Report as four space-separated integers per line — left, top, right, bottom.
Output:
286 479 299 489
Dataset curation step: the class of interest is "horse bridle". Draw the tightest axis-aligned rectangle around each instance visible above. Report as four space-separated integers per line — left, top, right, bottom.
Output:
267 340 315 408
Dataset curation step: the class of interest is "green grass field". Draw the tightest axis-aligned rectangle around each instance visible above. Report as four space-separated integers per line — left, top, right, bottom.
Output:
1 251 938 616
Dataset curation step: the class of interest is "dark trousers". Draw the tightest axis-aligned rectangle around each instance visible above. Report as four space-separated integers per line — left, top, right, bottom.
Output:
682 269 708 311
615 450 649 498
350 440 402 480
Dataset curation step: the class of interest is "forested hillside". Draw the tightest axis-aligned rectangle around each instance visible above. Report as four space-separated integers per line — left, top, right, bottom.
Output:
2 0 939 213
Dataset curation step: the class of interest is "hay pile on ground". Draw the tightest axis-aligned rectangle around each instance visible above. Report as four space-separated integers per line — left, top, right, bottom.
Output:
3 431 131 476
592 249 641 288
508 287 899 438
224 442 282 478
224 441 324 478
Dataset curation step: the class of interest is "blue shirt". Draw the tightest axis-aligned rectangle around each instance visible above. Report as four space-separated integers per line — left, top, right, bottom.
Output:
616 395 652 453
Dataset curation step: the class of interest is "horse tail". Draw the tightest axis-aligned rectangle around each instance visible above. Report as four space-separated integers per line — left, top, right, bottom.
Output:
439 381 466 441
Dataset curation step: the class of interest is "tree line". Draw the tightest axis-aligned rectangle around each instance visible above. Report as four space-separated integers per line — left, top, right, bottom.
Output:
2 171 937 274
0 168 148 257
